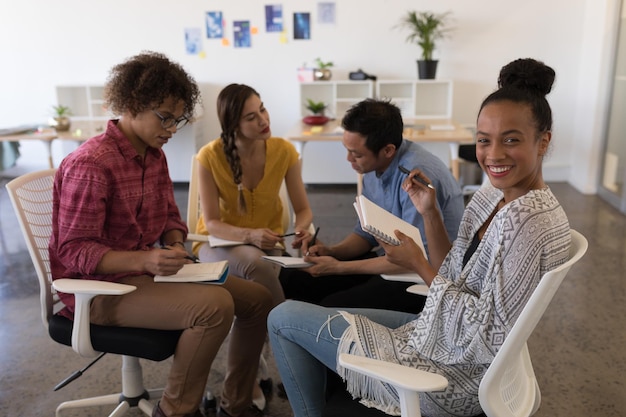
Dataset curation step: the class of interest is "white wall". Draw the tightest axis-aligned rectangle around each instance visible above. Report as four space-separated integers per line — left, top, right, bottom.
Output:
0 0 620 192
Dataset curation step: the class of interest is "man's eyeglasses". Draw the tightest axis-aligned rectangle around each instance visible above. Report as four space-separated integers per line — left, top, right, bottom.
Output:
152 110 189 130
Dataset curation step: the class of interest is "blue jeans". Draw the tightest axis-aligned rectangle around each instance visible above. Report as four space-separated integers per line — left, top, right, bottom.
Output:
268 300 417 417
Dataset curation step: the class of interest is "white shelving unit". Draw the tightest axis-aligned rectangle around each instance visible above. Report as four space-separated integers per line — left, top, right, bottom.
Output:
298 80 374 184
55 85 204 182
376 79 453 119
56 85 110 120
296 79 455 184
299 80 374 120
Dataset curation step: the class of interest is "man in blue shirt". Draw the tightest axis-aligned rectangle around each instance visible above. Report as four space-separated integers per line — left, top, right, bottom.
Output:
280 98 464 313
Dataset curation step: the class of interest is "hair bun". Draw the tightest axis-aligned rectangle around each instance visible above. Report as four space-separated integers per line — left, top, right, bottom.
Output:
497 58 555 96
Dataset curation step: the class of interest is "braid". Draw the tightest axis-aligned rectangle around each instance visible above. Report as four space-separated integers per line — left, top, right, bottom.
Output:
217 83 261 215
221 132 246 214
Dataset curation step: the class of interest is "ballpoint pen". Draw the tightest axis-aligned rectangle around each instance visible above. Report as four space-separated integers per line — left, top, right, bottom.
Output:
398 165 435 189
305 226 320 256
161 246 200 263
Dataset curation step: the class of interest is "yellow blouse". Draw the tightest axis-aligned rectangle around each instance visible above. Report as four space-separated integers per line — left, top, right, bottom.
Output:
195 137 299 238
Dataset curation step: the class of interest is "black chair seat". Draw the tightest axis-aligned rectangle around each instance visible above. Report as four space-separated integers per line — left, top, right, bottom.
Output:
49 314 182 361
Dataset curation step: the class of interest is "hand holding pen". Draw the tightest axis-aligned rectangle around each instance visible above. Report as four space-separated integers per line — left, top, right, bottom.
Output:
398 165 438 215
399 165 434 189
162 245 199 263
305 226 320 256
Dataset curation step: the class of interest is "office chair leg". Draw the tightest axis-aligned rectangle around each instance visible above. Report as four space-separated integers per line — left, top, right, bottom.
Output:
55 356 164 417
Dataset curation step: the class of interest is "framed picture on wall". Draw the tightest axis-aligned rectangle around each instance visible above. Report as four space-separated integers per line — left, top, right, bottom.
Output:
234 21 251 47
294 12 310 40
265 5 283 32
206 11 224 39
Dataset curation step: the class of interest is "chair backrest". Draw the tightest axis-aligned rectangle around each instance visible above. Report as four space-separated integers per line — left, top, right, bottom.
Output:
187 154 292 238
478 229 588 417
5 169 58 330
187 155 203 240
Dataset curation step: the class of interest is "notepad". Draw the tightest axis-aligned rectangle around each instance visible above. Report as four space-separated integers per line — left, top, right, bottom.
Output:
353 195 425 253
261 256 313 268
381 272 425 284
208 235 245 248
154 261 229 284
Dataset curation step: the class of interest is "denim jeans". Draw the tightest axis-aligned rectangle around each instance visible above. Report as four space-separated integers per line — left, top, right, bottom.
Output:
268 300 417 417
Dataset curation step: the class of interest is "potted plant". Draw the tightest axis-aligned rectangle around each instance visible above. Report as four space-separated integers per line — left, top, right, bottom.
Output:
50 105 72 131
313 57 334 81
302 99 330 125
396 11 452 79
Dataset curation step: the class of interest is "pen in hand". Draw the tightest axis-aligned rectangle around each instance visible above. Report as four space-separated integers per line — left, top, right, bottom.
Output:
305 226 320 256
161 246 199 263
398 165 435 189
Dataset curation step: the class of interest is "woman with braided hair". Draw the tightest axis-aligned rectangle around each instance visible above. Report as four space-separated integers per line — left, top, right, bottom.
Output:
194 83 313 303
193 83 313 408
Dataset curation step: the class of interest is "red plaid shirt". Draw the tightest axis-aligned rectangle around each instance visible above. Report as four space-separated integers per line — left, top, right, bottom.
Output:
49 120 188 314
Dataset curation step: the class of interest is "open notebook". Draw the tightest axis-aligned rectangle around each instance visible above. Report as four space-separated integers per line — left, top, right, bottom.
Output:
261 256 313 268
353 195 425 253
208 235 244 248
154 260 229 284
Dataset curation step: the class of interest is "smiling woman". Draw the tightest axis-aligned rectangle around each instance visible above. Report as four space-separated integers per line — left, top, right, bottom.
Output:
267 58 571 417
475 58 554 204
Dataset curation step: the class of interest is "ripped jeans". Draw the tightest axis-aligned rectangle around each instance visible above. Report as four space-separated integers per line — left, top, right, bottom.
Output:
267 300 417 417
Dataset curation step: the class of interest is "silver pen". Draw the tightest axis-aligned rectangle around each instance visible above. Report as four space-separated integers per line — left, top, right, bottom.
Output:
398 165 434 189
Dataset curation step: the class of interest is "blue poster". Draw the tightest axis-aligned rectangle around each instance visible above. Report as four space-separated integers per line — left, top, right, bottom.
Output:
293 12 310 40
206 11 223 39
185 27 202 54
265 5 283 32
265 4 283 32
234 21 251 48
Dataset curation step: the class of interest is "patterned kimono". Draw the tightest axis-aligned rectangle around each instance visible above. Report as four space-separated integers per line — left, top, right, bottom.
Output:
337 184 571 417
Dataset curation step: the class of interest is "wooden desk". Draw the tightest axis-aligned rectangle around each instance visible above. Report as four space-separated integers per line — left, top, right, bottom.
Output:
286 119 475 180
0 120 104 168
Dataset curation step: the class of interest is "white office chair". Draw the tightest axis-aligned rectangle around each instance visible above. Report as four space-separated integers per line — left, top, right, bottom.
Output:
339 229 588 417
6 169 182 417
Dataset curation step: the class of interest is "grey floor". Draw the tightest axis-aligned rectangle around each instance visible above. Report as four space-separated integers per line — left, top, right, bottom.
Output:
1 178 625 417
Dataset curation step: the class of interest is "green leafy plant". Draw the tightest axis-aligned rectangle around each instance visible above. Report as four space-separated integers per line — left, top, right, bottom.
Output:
314 57 334 69
305 99 327 115
52 105 72 117
396 11 452 61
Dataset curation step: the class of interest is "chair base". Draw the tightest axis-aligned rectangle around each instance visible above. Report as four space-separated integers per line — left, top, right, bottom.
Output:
55 356 163 417
56 389 161 417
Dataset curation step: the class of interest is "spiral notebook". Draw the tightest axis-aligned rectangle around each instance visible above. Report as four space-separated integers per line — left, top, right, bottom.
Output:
353 195 425 252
